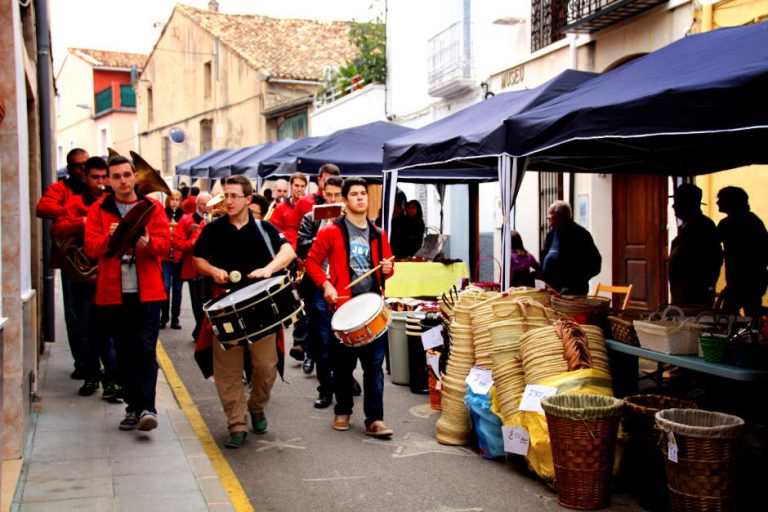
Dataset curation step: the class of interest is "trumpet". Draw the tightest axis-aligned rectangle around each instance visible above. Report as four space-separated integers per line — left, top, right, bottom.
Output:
206 193 227 221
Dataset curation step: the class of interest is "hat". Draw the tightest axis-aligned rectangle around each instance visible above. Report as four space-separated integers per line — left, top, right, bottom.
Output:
670 183 706 205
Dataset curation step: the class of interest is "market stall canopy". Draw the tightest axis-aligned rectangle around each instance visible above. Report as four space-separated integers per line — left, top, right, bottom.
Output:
208 141 281 178
382 69 597 177
231 139 297 178
188 148 244 179
176 149 229 176
271 121 414 179
256 136 325 178
508 22 768 176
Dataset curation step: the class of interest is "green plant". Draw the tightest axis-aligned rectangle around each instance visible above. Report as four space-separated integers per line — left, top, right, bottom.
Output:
349 18 386 84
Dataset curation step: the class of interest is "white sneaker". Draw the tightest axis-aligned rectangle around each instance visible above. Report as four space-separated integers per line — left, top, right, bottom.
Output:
137 411 158 431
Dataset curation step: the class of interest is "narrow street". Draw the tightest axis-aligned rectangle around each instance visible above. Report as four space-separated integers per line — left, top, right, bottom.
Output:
161 292 643 512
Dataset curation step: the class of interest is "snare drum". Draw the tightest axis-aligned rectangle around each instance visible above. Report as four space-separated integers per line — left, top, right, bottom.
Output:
203 275 303 349
331 293 391 347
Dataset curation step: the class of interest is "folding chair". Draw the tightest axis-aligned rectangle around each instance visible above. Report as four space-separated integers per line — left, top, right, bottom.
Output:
592 283 633 311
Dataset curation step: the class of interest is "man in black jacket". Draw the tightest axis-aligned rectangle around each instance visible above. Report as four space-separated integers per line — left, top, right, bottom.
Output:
541 201 601 295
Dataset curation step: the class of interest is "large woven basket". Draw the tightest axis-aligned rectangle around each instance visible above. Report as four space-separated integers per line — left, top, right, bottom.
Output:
623 395 698 510
655 409 744 512
542 394 624 510
551 295 611 327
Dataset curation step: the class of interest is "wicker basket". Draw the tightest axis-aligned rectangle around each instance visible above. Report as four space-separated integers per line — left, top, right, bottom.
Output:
542 394 624 510
633 320 700 354
607 314 640 345
622 395 698 510
551 295 611 328
655 408 745 512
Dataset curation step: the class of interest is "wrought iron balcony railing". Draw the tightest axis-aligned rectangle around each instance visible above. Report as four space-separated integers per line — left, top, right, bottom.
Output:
562 0 668 34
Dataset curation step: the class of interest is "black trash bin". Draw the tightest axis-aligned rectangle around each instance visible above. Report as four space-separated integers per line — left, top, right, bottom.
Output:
406 312 442 394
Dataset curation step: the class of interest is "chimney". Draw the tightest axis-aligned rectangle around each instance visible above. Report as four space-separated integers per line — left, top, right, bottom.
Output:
208 1 219 12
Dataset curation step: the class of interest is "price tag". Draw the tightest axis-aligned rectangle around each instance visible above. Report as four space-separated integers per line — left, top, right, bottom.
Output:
426 352 441 382
421 325 444 350
534 279 547 290
465 367 493 395
502 426 530 456
518 384 558 413
667 432 678 463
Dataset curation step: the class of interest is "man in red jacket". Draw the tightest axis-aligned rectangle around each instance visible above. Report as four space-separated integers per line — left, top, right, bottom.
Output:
269 171 307 249
174 192 211 341
37 147 88 378
305 177 395 437
85 155 170 432
53 157 119 400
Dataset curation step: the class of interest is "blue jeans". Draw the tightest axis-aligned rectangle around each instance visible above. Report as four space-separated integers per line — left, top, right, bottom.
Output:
70 281 117 383
100 296 161 414
307 286 334 395
161 261 183 323
333 334 387 426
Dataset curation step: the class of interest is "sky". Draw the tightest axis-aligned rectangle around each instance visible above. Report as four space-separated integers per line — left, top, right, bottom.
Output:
50 0 381 72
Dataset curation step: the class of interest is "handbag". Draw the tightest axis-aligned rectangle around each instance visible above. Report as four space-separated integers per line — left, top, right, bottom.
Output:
413 226 448 260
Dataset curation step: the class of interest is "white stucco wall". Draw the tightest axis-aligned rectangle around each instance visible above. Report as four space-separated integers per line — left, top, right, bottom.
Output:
55 53 97 153
310 85 387 136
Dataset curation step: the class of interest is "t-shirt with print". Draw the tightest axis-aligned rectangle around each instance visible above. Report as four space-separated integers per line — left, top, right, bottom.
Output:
345 218 375 296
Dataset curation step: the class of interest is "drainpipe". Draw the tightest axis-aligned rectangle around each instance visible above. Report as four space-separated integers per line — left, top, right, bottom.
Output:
36 0 55 342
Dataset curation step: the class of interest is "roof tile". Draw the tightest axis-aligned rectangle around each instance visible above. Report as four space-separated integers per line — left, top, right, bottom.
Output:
176 4 358 81
71 48 147 69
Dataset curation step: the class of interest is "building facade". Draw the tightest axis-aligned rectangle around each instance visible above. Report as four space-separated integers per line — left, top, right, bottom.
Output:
55 48 146 163
137 3 358 178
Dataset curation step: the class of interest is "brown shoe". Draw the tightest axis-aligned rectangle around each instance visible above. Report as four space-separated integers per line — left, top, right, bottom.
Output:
365 420 393 438
332 415 350 431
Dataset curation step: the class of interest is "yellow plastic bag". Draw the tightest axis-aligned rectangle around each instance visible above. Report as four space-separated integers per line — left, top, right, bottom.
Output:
494 369 614 483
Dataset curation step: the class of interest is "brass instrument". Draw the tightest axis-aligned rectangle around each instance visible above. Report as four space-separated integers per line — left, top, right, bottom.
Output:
130 151 172 196
205 193 227 221
55 234 98 284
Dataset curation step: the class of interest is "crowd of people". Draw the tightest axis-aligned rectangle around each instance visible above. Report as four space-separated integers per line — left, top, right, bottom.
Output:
37 149 767 448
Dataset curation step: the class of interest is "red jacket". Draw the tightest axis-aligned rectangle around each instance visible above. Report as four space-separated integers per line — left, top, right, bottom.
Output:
305 216 393 307
295 192 322 219
182 195 197 215
269 197 303 249
36 178 84 220
84 193 170 305
174 212 206 280
52 192 100 239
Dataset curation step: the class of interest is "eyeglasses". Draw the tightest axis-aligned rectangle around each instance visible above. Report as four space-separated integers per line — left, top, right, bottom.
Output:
223 193 246 200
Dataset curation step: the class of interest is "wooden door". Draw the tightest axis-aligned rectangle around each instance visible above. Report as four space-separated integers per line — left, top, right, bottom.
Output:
612 174 668 311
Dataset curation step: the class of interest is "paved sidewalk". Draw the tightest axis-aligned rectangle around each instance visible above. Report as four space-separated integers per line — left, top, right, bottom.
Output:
11 332 236 511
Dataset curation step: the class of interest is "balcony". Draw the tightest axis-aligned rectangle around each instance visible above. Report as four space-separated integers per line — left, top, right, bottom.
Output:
427 21 475 98
94 83 137 116
561 0 668 34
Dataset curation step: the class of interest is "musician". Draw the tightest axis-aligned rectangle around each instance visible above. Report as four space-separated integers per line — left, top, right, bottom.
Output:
53 157 119 400
84 155 171 432
174 192 212 341
160 190 184 330
297 176 343 408
37 147 88 379
264 179 289 220
295 163 341 219
305 177 395 437
269 171 307 249
193 175 296 449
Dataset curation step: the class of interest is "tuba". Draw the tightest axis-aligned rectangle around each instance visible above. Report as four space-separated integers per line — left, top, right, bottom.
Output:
55 234 99 284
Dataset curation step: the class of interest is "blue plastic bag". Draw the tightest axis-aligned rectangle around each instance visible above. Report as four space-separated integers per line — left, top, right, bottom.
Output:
464 388 505 459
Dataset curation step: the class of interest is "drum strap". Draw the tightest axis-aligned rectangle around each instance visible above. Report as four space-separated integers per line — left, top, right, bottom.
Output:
255 220 276 259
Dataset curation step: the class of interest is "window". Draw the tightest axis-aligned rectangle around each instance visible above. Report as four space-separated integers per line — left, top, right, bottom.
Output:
200 119 213 152
147 87 154 124
277 112 307 140
204 61 212 99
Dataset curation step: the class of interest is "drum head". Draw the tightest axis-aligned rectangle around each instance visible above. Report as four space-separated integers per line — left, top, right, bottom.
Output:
206 275 285 312
332 293 384 331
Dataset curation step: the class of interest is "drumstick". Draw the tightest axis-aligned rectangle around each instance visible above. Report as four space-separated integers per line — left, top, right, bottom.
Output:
344 256 395 290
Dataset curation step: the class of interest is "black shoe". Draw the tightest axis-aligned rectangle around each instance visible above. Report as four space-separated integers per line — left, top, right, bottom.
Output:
78 380 100 396
302 358 315 375
314 393 332 409
102 383 122 403
171 321 182 330
119 411 139 431
70 369 86 380
159 321 168 330
289 346 304 361
352 378 362 396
